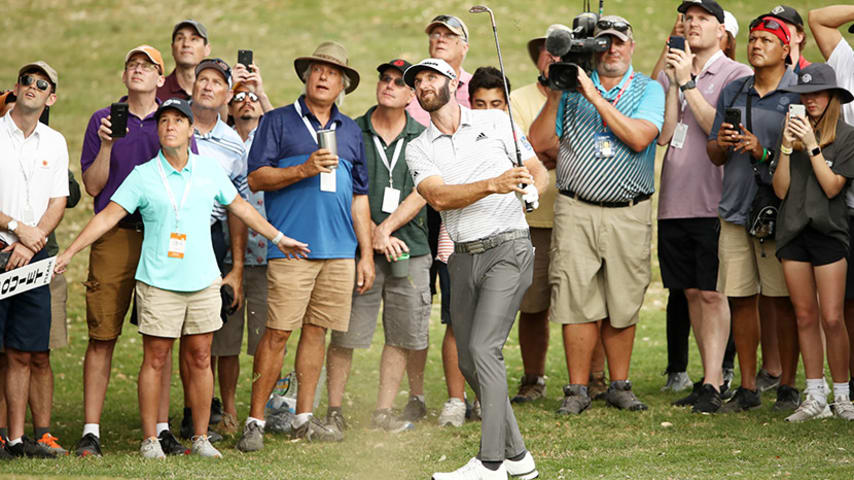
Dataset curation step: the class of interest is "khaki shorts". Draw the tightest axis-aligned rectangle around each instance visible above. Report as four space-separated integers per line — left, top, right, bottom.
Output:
549 194 651 328
49 273 68 349
135 279 223 338
266 258 355 332
717 218 788 297
331 254 432 350
211 265 268 357
520 227 552 314
84 226 143 340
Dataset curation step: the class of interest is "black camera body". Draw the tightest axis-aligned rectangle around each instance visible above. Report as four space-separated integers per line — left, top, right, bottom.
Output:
546 12 611 91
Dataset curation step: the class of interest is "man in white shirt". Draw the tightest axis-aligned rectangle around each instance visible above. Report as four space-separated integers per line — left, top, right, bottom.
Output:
0 61 68 459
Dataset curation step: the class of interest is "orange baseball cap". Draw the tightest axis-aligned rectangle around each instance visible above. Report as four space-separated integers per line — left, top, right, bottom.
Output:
125 45 166 74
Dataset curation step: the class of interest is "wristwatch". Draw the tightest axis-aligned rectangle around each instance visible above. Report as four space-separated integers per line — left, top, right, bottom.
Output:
809 145 822 157
679 80 696 92
7 219 18 233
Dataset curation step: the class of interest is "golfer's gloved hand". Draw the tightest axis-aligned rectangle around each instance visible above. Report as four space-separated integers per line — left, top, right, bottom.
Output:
516 184 539 210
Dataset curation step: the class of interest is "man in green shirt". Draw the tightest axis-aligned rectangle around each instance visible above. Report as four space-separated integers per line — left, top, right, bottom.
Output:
324 59 429 433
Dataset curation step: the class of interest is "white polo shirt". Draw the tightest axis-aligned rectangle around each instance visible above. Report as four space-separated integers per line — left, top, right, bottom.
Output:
0 112 69 245
406 106 533 243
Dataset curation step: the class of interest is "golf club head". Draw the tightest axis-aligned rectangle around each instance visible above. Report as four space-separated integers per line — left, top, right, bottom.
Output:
469 4 495 25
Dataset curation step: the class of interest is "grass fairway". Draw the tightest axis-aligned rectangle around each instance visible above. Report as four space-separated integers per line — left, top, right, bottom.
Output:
3 0 854 478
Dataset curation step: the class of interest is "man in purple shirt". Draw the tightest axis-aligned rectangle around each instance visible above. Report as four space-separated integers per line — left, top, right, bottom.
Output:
156 20 210 102
656 0 753 413
75 45 185 457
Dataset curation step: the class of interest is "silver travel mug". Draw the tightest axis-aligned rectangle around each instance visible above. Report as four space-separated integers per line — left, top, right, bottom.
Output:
317 129 338 169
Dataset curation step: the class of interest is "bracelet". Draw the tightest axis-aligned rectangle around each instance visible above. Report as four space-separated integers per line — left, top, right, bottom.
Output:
780 145 793 155
760 148 768 163
272 231 284 245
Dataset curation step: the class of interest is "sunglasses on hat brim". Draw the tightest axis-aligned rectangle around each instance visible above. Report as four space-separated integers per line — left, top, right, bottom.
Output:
596 20 631 33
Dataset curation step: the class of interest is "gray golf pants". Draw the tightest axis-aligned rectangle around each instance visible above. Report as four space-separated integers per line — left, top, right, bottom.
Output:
448 237 533 462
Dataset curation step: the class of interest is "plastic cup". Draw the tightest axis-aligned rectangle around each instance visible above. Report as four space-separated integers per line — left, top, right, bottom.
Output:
390 252 410 278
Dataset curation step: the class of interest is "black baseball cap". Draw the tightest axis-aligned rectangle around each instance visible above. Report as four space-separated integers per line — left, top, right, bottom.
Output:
677 0 724 24
156 97 194 123
195 58 233 88
849 23 854 34
377 59 412 76
765 5 803 28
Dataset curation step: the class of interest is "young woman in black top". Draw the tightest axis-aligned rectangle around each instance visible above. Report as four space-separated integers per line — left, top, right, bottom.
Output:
773 63 854 422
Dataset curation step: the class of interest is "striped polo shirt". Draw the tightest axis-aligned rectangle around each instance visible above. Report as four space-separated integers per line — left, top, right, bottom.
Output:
194 116 248 224
554 66 664 203
406 106 534 243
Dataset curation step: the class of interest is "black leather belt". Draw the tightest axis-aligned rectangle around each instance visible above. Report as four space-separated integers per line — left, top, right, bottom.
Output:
454 229 529 255
560 189 651 208
117 219 143 232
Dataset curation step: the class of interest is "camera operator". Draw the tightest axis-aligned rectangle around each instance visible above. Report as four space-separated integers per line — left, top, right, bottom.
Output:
706 15 801 413
529 15 664 415
656 0 752 413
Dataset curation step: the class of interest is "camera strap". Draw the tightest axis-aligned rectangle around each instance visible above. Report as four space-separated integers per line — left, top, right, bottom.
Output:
601 72 634 130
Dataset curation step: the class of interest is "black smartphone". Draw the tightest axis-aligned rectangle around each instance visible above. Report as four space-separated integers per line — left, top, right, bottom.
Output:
724 108 741 131
110 102 128 138
0 251 10 271
238 49 253 68
668 35 686 51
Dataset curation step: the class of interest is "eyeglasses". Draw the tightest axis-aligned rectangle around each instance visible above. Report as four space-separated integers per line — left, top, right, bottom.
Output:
19 75 50 92
596 19 631 32
126 61 160 73
429 31 460 41
231 91 259 104
380 74 407 87
749 18 791 42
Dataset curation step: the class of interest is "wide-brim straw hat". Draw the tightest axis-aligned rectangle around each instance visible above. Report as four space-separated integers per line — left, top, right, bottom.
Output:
294 41 360 94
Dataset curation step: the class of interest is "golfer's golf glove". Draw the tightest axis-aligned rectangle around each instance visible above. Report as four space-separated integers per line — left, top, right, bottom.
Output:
517 184 539 210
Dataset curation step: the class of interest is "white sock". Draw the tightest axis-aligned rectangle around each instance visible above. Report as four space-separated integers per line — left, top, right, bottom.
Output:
246 416 266 429
805 378 825 398
156 422 169 435
8 437 22 446
293 413 312 428
834 382 850 401
82 423 100 439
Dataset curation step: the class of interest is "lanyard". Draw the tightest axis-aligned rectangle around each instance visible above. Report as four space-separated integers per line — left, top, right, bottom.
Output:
372 135 403 189
294 99 336 144
601 72 634 130
6 119 39 220
156 154 195 227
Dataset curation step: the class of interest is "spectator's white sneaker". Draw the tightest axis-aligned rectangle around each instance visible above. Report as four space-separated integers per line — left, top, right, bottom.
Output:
504 451 539 479
785 394 832 422
140 437 165 459
191 435 222 458
432 457 508 479
438 398 467 427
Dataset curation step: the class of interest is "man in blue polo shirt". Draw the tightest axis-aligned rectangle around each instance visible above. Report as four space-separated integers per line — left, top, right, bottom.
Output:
236 41 373 450
706 15 800 413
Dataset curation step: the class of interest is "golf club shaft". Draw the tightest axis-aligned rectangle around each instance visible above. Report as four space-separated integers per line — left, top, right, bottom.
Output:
479 8 533 212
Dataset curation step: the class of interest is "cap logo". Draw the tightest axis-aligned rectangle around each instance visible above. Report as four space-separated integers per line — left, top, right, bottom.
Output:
393 60 404 67
802 74 812 83
772 5 784 14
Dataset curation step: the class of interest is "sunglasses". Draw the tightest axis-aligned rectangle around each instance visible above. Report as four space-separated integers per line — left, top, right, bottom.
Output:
749 18 791 42
597 19 631 33
431 15 467 40
380 74 407 87
231 91 259 104
19 75 50 92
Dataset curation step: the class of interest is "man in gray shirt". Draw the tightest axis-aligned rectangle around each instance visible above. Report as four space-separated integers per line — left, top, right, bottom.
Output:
404 58 546 480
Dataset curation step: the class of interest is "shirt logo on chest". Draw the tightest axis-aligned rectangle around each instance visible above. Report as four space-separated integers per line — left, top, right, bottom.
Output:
475 132 488 142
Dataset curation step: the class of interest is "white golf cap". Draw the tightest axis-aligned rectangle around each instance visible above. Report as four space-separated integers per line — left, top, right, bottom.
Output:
403 58 457 88
723 11 739 37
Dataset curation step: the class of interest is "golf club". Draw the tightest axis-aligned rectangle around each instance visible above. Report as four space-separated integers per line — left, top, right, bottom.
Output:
469 4 534 213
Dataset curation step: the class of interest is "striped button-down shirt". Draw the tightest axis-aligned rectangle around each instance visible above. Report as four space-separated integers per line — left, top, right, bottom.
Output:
194 116 248 223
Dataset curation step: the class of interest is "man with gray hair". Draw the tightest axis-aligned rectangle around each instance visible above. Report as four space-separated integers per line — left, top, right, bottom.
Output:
236 41 374 450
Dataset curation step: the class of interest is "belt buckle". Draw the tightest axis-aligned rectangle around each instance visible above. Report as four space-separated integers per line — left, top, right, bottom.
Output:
469 242 485 254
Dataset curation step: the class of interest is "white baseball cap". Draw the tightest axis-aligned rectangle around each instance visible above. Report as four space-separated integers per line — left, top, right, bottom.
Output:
403 58 457 88
723 11 739 37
